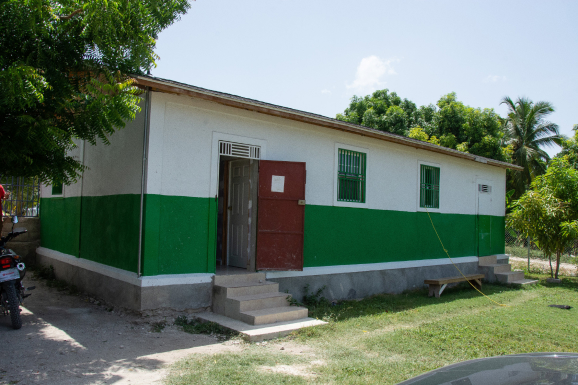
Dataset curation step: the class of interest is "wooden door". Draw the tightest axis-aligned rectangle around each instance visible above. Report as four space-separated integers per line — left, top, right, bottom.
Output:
228 159 251 268
256 160 306 271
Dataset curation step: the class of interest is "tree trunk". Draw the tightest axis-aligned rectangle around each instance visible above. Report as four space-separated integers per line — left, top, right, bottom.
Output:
555 250 561 279
548 254 553 278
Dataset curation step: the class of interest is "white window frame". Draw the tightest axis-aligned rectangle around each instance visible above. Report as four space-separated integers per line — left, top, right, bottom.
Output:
334 143 369 208
416 160 441 212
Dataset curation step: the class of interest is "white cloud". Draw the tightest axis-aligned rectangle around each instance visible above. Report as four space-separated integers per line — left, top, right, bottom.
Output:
483 75 507 83
321 89 331 94
347 56 398 93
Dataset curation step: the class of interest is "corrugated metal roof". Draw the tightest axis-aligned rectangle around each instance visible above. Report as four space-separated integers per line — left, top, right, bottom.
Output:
134 75 523 171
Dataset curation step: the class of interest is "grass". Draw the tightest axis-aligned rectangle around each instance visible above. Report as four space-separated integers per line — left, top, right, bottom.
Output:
165 276 578 385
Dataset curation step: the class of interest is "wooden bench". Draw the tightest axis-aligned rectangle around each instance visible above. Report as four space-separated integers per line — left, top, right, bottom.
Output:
424 274 485 298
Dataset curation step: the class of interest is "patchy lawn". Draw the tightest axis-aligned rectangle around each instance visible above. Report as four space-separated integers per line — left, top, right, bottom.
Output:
165 275 578 385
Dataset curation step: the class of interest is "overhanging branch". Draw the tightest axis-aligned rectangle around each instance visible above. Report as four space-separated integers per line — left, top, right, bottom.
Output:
59 8 84 20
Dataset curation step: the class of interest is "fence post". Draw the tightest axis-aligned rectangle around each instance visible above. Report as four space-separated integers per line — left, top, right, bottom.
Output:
527 236 531 271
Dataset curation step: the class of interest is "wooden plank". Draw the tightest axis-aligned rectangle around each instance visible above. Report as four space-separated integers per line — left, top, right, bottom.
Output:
424 274 485 285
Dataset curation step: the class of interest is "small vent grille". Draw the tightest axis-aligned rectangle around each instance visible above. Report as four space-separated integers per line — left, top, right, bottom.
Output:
219 141 261 159
478 184 492 193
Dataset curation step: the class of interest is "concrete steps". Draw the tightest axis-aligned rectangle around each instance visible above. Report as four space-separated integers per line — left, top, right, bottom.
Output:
478 255 538 286
239 306 309 325
212 273 309 327
495 270 525 283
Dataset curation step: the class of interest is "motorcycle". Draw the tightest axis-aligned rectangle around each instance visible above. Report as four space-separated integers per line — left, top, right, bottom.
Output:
0 215 33 329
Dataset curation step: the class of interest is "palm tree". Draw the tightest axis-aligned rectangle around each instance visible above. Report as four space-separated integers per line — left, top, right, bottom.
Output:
501 97 561 199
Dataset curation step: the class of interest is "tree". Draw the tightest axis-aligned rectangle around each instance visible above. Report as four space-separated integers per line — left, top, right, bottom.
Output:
556 124 578 169
336 89 419 137
507 157 578 279
501 97 561 199
338 91 508 162
0 0 190 184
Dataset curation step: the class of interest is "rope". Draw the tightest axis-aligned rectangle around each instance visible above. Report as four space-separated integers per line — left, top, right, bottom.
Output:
425 208 508 307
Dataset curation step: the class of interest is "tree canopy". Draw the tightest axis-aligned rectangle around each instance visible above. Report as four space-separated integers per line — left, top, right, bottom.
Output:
336 90 509 162
556 124 578 169
507 157 578 279
0 0 190 184
501 97 561 199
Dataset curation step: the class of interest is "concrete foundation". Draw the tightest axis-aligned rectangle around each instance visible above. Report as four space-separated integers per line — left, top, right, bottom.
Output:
268 259 503 303
35 247 509 311
35 248 212 311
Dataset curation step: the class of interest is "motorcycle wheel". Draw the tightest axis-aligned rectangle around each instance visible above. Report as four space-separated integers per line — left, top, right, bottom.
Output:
5 282 22 330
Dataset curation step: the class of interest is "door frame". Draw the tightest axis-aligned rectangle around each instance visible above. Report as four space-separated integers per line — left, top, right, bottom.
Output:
211 133 266 271
475 178 493 257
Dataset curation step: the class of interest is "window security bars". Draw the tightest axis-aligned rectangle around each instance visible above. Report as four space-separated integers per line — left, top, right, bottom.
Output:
420 165 440 209
219 141 261 159
0 176 41 217
52 182 63 195
337 149 366 203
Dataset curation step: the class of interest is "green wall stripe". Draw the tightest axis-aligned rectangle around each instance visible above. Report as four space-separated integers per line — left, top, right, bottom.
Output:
41 195 505 276
40 197 81 257
142 195 213 276
303 205 504 268
79 195 141 272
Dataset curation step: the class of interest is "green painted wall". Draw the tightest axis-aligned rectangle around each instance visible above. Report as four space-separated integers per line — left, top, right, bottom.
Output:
79 195 141 272
40 197 81 257
41 195 141 272
41 195 504 275
303 205 504 267
141 195 215 276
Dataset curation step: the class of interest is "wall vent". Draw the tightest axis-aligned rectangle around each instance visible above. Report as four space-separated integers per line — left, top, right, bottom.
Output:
219 141 261 159
478 184 492 193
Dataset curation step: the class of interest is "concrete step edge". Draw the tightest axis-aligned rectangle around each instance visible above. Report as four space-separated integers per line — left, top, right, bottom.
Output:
215 281 277 289
510 279 539 285
229 292 290 302
241 306 309 317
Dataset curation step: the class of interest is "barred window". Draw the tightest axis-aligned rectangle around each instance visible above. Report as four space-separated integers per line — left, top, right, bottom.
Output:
52 182 63 196
420 165 440 208
337 149 366 203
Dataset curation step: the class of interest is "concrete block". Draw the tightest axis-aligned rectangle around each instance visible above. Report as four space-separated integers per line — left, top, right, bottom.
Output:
225 292 290 318
213 272 265 286
496 271 525 284
478 255 498 266
194 311 326 342
240 306 309 325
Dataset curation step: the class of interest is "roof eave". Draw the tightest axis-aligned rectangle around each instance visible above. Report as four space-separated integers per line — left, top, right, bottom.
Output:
134 75 523 172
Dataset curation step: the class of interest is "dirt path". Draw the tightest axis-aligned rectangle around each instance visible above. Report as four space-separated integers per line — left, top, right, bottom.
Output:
0 276 240 385
509 256 577 276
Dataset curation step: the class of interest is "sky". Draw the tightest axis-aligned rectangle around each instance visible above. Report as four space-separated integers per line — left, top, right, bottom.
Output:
152 0 578 157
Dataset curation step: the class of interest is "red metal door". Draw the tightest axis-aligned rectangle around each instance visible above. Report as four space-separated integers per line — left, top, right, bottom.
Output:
256 160 306 271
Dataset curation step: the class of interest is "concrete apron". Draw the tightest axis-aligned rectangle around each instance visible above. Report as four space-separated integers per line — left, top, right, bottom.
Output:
35 247 505 313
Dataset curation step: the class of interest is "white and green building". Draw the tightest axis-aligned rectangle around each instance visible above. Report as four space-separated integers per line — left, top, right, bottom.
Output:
37 76 521 311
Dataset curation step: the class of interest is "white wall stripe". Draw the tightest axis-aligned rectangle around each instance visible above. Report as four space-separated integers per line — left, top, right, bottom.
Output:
36 247 213 286
266 255 509 279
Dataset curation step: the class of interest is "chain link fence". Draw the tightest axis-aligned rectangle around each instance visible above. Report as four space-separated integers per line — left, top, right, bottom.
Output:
0 176 41 217
505 226 578 265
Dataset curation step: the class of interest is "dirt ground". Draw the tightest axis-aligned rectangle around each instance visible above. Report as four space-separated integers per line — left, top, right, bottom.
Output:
509 256 578 276
0 275 241 385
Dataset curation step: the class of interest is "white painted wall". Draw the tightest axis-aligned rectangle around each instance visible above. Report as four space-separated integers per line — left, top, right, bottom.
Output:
146 92 506 217
41 98 146 198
